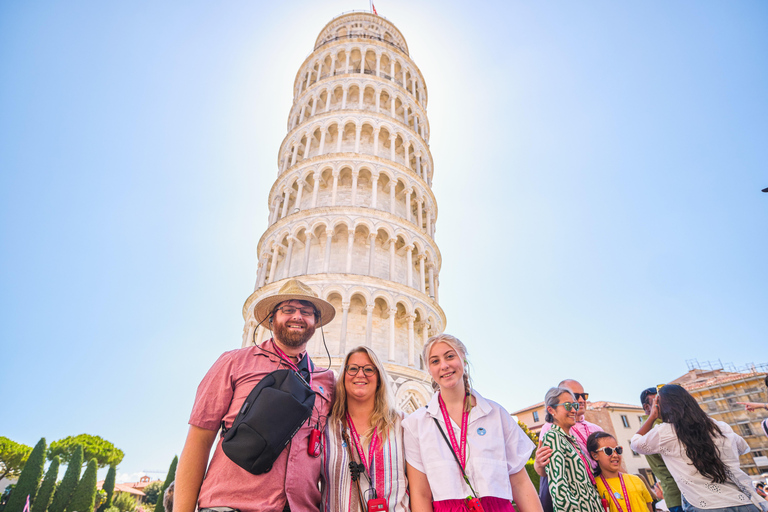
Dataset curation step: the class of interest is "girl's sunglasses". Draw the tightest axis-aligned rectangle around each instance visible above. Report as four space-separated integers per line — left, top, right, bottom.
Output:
596 446 623 456
553 402 580 412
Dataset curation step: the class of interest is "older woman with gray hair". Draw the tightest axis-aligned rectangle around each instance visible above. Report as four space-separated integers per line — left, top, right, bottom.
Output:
540 387 602 512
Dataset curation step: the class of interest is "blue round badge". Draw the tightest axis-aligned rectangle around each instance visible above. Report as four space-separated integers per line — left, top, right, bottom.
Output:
477 427 487 436
614 492 622 500
319 386 324 393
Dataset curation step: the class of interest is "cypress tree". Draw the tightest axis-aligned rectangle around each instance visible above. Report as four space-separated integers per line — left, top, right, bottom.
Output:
48 445 83 512
66 459 97 512
5 438 46 512
31 456 60 512
97 466 116 512
152 456 177 512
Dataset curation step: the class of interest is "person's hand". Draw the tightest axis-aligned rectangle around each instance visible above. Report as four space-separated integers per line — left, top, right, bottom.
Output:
735 401 768 412
534 445 553 476
648 394 660 420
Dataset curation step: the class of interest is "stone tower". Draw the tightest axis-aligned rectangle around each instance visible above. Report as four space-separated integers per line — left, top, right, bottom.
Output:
241 11 443 411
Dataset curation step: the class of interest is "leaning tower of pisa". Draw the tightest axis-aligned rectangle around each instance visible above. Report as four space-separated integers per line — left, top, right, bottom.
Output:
241 11 443 411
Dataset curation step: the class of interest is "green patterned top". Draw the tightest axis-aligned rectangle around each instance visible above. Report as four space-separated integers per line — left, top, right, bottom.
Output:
542 424 603 512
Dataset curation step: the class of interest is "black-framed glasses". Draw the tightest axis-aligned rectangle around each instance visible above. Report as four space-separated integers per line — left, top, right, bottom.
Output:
595 446 623 456
275 305 317 317
346 364 377 377
553 402 580 412
573 392 589 401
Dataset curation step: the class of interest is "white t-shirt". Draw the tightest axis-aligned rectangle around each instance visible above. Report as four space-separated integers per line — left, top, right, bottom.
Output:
403 390 535 502
631 420 765 510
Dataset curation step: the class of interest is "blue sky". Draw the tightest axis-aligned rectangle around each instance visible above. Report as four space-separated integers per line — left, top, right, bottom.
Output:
1 0 766 482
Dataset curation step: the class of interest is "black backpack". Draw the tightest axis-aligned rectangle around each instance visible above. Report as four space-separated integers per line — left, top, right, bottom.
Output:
221 362 316 475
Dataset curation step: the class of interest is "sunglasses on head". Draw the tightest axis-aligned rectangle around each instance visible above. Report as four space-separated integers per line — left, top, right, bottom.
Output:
553 402 580 412
573 392 589 401
595 446 623 456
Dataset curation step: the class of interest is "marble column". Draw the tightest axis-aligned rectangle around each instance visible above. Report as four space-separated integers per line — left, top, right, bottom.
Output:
365 303 374 347
371 174 379 209
323 229 333 272
339 302 350 354
407 314 415 366
388 308 397 361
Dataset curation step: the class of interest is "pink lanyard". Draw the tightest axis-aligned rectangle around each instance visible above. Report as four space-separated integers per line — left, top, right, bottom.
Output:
600 473 632 512
572 422 588 447
438 393 469 469
346 413 385 499
271 339 312 387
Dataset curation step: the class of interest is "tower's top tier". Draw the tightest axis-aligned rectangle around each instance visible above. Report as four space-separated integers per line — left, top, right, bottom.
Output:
314 12 409 56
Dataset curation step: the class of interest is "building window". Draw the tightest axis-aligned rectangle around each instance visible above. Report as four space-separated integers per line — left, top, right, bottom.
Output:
753 450 764 457
629 442 640 457
638 416 644 425
533 411 539 422
740 423 754 437
621 415 630 428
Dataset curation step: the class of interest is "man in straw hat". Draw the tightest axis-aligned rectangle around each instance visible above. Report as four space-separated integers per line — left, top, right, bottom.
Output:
175 279 336 512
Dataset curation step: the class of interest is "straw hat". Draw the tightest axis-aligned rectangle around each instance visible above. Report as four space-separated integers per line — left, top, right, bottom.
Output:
253 279 336 329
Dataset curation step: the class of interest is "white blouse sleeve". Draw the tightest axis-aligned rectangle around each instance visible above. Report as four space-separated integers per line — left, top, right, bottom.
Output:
501 405 535 474
402 414 425 473
631 424 663 455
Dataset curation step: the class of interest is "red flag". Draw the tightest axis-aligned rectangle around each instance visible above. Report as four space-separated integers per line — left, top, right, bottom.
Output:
372 3 378 15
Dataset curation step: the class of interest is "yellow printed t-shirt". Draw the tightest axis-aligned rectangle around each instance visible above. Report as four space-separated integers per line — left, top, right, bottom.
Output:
596 474 653 512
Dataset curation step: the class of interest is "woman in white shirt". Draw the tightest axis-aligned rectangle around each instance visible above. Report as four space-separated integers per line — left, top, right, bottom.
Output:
403 333 543 512
630 384 767 512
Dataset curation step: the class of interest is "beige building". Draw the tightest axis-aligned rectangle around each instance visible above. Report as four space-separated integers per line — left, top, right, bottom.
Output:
512 400 651 479
240 11 443 411
671 362 768 476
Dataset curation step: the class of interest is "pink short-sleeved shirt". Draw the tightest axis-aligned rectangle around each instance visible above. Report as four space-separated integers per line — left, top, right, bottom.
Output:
539 419 603 469
189 339 335 512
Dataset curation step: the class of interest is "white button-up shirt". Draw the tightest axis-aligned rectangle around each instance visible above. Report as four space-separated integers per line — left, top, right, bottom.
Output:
631 420 767 510
403 390 535 502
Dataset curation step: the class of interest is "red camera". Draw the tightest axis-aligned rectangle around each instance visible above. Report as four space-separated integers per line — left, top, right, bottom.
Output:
466 497 484 512
307 428 322 457
367 498 387 511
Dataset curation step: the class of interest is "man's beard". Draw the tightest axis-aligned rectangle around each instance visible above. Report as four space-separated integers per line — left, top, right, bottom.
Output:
273 319 316 348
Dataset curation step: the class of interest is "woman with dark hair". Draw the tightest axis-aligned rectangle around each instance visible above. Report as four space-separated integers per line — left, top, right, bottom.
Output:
630 384 767 512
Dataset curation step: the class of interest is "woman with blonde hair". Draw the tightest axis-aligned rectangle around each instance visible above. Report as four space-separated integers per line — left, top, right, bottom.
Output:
321 346 409 511
403 334 542 512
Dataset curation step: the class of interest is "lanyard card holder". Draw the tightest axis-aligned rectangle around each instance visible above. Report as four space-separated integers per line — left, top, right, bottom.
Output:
432 418 484 512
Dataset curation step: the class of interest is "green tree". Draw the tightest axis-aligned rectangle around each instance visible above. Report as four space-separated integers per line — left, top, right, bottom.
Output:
140 483 162 506
0 438 33 481
152 456 177 512
5 438 46 512
48 445 83 512
66 459 97 512
97 467 116 512
110 493 135 512
93 491 106 512
48 436 123 470
31 456 60 512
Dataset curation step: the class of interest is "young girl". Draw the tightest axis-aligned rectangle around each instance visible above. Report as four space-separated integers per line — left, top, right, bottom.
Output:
587 432 653 512
403 334 542 512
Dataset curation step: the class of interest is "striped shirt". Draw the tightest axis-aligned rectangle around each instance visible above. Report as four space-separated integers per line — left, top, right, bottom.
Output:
320 413 409 512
